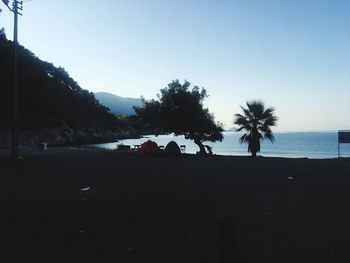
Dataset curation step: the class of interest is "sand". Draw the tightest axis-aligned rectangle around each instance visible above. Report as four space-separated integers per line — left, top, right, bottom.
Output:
0 148 350 263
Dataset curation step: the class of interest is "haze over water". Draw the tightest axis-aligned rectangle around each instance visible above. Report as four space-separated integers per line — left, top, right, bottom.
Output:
89 132 350 159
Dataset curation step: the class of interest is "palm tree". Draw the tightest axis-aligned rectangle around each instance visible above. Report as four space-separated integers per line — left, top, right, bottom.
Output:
234 100 277 157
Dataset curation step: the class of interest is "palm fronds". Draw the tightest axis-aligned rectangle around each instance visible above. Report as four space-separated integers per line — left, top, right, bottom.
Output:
233 100 277 156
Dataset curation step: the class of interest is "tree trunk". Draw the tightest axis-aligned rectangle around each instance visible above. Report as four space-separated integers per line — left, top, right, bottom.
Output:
194 139 207 155
250 126 259 157
248 140 257 157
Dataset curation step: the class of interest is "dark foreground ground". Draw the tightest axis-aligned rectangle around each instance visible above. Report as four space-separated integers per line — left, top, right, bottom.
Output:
0 148 350 263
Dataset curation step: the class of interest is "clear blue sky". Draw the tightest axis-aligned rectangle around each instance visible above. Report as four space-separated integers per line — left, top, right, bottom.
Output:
1 0 350 131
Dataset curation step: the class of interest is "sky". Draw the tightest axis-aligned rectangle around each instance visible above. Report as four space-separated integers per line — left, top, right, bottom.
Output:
1 0 350 131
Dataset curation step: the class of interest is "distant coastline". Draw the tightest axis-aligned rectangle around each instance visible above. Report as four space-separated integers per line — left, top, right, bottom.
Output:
0 127 142 148
2 131 350 159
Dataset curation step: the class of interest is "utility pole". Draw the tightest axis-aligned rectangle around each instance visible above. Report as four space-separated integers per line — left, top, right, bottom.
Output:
1 0 23 161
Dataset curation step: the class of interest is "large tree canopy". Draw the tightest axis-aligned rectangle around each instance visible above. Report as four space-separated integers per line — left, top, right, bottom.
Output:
135 80 223 155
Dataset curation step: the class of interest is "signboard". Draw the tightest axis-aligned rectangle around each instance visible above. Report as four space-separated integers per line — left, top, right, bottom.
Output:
339 131 350 143
338 130 350 157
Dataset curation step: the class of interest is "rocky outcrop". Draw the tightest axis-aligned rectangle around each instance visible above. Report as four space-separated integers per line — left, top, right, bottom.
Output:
0 127 141 148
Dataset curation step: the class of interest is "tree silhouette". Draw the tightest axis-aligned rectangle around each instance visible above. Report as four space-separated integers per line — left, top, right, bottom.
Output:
135 80 223 155
0 9 5 39
234 100 277 157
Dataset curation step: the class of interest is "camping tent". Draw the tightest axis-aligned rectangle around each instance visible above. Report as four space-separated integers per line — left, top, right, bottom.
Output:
139 140 161 155
164 141 181 155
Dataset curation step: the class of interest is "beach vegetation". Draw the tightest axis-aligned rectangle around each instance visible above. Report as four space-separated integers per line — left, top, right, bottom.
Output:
135 80 223 155
234 100 277 157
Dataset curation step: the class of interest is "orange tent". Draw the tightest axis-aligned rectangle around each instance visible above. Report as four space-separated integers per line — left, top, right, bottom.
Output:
139 140 161 155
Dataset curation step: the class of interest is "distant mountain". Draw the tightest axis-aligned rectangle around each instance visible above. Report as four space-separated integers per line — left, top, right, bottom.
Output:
94 92 142 116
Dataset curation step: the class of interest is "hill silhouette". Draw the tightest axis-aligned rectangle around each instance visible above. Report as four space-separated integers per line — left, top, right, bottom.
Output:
0 36 136 146
94 92 142 116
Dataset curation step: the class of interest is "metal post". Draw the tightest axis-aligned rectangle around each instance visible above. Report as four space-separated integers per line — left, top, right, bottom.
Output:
11 0 19 161
338 134 340 158
337 131 341 158
2 0 23 161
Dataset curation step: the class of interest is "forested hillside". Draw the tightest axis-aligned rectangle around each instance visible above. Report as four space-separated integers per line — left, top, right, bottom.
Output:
0 36 117 130
0 36 140 146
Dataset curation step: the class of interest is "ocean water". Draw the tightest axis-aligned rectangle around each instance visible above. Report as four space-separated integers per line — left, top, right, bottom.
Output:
88 132 350 159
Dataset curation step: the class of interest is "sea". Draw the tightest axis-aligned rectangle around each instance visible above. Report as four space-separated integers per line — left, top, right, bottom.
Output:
88 132 350 159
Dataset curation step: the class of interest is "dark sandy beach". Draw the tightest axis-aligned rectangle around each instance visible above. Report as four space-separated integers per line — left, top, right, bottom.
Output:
0 148 350 263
